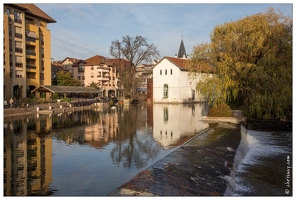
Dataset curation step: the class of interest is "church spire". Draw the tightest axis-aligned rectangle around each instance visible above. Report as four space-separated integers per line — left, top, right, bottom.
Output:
177 35 187 59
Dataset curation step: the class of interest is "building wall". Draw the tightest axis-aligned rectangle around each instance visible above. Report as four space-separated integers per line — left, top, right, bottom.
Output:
153 59 181 103
153 58 209 103
60 58 74 74
84 63 118 96
3 4 54 99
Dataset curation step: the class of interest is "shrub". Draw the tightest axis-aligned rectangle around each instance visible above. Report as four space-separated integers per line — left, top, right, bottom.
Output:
208 102 232 117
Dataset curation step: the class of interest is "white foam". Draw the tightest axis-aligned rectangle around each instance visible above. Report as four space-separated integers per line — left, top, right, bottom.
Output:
224 128 291 196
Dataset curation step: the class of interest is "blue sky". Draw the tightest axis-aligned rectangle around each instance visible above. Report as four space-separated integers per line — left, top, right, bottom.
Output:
34 2 293 62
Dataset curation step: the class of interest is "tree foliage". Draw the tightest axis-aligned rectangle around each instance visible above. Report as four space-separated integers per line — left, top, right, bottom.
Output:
55 71 82 86
87 81 100 90
110 35 160 99
188 7 292 120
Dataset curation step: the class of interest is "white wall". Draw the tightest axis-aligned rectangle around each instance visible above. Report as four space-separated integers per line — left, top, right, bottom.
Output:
153 58 203 103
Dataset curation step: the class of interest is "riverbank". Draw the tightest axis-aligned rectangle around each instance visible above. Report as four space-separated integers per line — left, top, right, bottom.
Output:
3 102 109 119
109 122 242 196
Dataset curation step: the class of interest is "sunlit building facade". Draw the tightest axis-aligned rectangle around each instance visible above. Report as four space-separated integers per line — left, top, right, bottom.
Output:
3 4 56 99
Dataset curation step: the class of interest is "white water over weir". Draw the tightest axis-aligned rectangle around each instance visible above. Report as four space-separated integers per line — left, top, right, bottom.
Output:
223 125 292 196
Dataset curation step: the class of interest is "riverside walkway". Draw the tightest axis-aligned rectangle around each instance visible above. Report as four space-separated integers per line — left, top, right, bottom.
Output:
3 100 108 118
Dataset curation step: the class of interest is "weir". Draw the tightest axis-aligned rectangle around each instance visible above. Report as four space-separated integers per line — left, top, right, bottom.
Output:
223 125 292 196
223 126 251 195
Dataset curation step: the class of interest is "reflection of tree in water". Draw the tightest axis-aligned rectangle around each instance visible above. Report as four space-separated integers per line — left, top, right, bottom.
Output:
111 105 162 169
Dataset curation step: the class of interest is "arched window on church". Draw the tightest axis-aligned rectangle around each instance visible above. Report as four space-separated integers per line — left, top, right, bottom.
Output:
163 84 168 98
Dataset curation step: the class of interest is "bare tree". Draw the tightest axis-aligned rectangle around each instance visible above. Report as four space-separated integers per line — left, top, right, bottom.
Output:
110 35 160 100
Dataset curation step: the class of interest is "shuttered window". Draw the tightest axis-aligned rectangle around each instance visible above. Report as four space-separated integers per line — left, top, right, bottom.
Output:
15 26 22 34
16 56 22 63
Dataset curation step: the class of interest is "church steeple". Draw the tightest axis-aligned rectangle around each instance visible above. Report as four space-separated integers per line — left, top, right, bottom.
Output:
177 35 187 59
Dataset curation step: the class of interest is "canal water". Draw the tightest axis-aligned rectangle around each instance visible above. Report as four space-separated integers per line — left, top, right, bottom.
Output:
3 103 292 196
3 103 209 196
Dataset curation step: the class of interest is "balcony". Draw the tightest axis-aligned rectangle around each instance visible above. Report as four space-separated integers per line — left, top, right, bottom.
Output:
15 33 22 39
16 63 23 68
97 68 109 73
98 77 109 81
26 64 36 69
15 47 23 53
26 37 36 43
26 50 36 56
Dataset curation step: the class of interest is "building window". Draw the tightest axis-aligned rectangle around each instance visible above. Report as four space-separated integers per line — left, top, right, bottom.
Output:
16 70 22 78
91 66 94 70
78 65 84 72
14 11 22 24
160 70 162 75
165 69 167 75
15 41 22 53
27 72 36 79
16 56 23 67
163 84 168 98
15 27 22 39
164 107 168 122
91 73 94 78
171 69 173 75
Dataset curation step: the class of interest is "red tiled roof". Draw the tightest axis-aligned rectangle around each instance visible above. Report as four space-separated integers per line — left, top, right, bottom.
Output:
106 58 130 66
9 4 56 23
163 56 215 73
164 56 190 71
84 55 106 65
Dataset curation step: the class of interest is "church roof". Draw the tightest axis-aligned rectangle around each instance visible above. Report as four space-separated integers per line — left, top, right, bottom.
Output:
177 39 187 58
155 56 215 73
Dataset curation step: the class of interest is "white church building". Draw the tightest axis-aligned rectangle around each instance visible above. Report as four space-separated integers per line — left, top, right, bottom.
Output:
152 39 213 103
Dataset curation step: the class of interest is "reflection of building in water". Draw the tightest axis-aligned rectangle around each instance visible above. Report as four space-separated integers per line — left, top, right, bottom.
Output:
152 104 209 148
84 110 119 148
4 118 52 196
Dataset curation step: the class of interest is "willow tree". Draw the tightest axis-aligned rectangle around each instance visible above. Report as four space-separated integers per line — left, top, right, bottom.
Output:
110 35 160 100
188 7 292 120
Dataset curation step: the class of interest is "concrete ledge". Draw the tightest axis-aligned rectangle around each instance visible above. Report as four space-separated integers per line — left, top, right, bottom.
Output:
202 116 247 124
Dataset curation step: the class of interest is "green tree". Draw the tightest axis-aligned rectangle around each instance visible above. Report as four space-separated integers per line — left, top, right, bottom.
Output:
87 81 100 90
110 35 160 100
56 71 82 86
188 7 292 120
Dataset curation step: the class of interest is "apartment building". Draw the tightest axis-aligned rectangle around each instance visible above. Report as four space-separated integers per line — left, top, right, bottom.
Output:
59 57 81 75
135 63 154 93
81 55 120 97
3 4 56 100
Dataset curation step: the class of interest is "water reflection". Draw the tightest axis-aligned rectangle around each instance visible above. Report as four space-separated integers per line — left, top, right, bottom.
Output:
4 103 209 196
153 103 209 148
4 116 53 196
